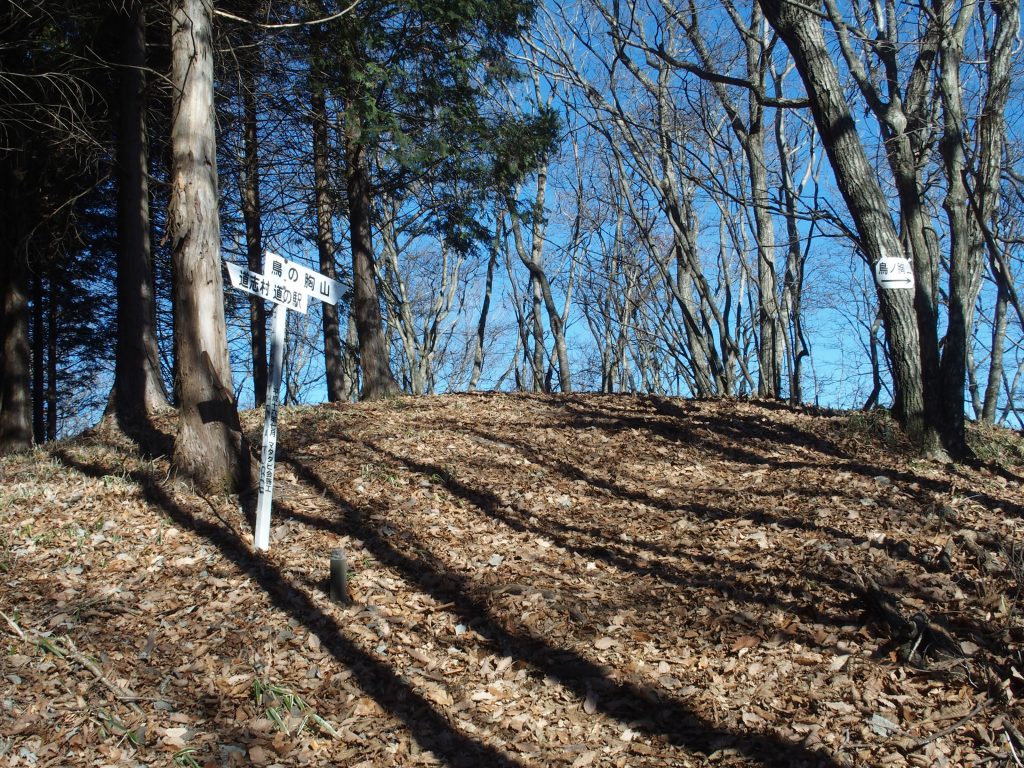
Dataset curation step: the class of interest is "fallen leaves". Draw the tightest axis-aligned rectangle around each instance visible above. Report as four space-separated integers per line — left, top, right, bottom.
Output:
1 394 1023 766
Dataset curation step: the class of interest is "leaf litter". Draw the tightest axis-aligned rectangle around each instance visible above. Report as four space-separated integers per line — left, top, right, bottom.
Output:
2 393 1024 766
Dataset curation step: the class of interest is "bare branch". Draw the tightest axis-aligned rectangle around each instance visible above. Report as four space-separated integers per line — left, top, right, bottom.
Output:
214 1 360 30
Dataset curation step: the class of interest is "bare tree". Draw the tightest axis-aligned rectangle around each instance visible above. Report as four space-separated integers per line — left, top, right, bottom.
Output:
468 217 505 391
757 0 939 452
376 192 467 395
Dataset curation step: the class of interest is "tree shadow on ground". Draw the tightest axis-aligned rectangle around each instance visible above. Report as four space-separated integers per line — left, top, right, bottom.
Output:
300 396 1016 682
51 449 528 768
276 450 844 768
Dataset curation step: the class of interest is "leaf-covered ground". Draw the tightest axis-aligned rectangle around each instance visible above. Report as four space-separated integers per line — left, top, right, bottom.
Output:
3 393 1024 767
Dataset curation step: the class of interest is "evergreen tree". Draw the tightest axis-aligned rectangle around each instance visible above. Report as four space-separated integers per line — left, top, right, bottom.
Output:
308 0 558 399
0 0 108 453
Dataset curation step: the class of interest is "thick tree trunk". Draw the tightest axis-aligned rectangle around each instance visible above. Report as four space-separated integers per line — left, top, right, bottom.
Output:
311 87 347 402
240 57 268 406
344 115 399 401
758 0 942 453
974 0 1019 424
935 0 974 457
0 258 32 454
107 0 168 426
169 0 251 493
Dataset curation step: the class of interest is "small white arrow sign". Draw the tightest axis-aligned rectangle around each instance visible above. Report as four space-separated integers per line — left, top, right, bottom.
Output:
875 255 915 290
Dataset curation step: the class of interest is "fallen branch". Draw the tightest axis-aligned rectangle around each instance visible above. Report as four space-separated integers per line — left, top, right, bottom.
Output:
910 699 987 750
33 633 145 717
1 609 25 640
1005 720 1024 766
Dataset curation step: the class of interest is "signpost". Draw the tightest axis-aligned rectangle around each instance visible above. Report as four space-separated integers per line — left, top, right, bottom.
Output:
226 252 342 551
874 253 915 290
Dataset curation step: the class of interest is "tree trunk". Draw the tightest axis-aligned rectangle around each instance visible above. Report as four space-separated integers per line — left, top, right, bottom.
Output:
32 268 45 444
341 313 359 400
240 49 268 407
107 0 168 426
0 257 32 454
974 0 1019 424
934 0 975 457
469 221 502 391
758 0 942 453
686 4 782 397
46 291 56 442
169 0 251 493
344 114 399 401
312 86 348 402
774 100 809 404
982 285 1008 423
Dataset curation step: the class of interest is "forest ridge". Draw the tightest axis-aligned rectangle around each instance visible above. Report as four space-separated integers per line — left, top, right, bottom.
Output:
1 0 1021 480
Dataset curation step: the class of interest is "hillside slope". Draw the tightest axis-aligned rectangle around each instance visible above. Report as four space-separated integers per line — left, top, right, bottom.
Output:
2 393 1024 767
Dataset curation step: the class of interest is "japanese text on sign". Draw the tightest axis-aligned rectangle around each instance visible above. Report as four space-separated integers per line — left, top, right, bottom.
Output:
874 254 915 290
265 251 344 306
225 262 308 313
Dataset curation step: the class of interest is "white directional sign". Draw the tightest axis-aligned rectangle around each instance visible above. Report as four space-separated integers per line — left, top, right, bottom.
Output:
253 303 286 552
265 251 344 306
875 255 915 290
225 262 308 313
225 251 343 551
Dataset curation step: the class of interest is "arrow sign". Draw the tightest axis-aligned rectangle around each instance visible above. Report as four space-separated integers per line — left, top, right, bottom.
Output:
265 251 344 306
225 262 308 313
874 255 915 290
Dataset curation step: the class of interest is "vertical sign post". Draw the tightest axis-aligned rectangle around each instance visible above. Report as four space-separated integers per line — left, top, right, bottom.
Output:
225 252 343 551
254 303 287 551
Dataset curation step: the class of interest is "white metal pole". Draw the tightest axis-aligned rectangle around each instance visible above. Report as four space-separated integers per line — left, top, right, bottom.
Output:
254 302 287 551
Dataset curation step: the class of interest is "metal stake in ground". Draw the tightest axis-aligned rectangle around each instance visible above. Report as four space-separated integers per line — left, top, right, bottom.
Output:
330 548 351 604
254 302 287 551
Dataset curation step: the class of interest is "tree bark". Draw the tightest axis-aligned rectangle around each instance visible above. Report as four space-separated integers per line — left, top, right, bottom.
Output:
240 48 268 407
934 0 975 456
107 0 168 427
311 86 348 402
344 113 400 401
758 0 942 453
169 0 251 493
32 268 45 444
46 290 56 442
0 257 32 454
